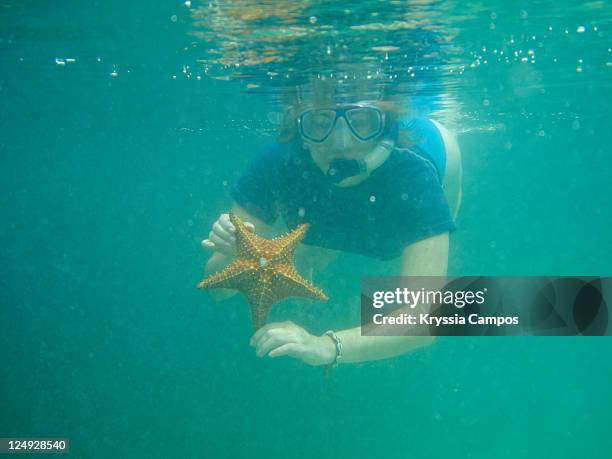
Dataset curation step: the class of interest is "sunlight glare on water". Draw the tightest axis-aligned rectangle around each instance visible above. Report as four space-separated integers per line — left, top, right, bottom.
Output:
182 0 611 132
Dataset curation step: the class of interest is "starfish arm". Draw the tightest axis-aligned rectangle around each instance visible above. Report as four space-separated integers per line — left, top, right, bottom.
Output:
270 224 309 262
270 264 329 303
242 273 277 331
197 259 258 292
250 304 272 331
229 211 267 259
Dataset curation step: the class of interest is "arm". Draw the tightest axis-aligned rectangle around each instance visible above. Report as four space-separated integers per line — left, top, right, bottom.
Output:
325 232 449 364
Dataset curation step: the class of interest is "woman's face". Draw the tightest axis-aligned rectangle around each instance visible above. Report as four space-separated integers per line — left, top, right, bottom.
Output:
299 101 385 187
293 78 390 186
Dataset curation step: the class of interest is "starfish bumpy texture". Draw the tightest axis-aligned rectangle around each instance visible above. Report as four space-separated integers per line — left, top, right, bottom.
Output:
197 212 328 330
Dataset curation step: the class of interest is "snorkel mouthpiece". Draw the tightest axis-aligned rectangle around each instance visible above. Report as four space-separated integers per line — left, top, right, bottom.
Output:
326 158 367 184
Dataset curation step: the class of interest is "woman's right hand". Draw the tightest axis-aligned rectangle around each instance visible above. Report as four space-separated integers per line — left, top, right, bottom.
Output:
201 213 255 256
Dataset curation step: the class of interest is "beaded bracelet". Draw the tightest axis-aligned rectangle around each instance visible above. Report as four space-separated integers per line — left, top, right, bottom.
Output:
324 330 343 368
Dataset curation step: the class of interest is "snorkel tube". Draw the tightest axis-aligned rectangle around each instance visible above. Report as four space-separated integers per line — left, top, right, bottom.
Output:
326 157 366 183
326 138 395 184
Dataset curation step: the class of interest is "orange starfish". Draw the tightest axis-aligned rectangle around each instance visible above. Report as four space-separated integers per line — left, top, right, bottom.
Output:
197 212 328 330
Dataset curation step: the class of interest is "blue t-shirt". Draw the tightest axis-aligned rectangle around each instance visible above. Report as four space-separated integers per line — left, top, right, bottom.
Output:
229 117 456 260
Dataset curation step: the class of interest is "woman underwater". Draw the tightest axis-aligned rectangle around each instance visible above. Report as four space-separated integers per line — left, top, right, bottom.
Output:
201 75 462 367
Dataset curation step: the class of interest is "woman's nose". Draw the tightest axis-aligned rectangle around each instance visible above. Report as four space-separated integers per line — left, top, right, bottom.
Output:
329 116 353 148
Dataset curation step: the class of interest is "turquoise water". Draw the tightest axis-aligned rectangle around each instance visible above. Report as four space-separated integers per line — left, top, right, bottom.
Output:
1 1 611 457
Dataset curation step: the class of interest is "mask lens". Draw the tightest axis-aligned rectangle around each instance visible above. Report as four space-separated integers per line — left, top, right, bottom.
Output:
301 109 336 142
346 107 382 140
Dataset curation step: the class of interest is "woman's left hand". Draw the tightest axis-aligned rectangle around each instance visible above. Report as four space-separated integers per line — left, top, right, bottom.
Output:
249 321 336 366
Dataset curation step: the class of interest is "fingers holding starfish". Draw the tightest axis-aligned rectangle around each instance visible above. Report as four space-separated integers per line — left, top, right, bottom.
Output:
249 321 336 366
201 212 255 254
